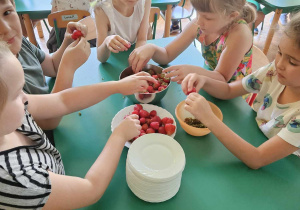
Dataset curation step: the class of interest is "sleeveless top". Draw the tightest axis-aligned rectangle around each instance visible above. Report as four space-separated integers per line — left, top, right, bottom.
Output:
0 109 64 209
97 0 145 44
197 19 253 82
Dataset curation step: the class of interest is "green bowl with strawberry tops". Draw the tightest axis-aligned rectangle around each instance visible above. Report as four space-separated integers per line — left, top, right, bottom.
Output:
119 64 170 104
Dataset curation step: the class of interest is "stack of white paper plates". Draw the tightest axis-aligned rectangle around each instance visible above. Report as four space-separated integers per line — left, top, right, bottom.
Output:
126 133 185 202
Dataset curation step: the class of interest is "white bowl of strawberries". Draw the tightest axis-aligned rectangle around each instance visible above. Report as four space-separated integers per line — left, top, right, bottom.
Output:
119 64 171 104
111 104 177 148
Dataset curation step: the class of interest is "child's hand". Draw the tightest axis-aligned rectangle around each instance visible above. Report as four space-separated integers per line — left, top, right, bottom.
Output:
65 22 88 41
163 65 197 84
181 73 206 95
105 35 131 53
60 37 91 72
113 114 141 142
118 72 157 95
128 44 156 73
184 93 214 126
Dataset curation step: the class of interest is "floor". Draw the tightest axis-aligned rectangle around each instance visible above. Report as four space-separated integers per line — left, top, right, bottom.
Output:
34 2 283 62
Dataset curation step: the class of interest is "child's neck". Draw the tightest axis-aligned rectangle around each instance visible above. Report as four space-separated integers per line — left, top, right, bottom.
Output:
112 0 134 17
0 131 34 152
278 86 300 104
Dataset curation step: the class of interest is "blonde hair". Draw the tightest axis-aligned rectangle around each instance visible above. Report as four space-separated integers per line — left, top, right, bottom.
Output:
190 0 256 23
0 42 11 113
284 12 300 49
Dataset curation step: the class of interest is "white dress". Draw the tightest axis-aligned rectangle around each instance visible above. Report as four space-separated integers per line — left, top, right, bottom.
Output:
96 0 145 44
51 0 94 11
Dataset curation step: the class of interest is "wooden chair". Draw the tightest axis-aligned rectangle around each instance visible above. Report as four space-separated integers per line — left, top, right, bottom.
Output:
47 10 90 47
170 0 194 32
149 7 160 39
247 45 270 106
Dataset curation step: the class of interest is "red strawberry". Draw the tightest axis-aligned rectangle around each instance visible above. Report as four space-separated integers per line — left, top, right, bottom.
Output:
152 82 160 90
158 86 165 92
71 30 83 40
139 110 150 118
187 87 197 95
146 128 155 134
150 110 157 117
134 104 143 111
165 124 176 135
152 75 158 79
138 94 145 100
131 110 139 116
166 118 174 124
163 77 170 83
139 117 146 124
142 124 148 131
147 86 154 93
150 115 161 125
150 122 160 130
161 117 170 125
145 118 151 125
158 126 167 134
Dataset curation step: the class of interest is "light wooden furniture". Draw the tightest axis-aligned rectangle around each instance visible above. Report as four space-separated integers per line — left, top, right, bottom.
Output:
149 7 161 39
170 0 194 32
48 10 90 47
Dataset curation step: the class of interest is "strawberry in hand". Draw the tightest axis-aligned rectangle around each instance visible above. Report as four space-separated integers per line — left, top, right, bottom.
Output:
186 87 197 95
71 30 83 40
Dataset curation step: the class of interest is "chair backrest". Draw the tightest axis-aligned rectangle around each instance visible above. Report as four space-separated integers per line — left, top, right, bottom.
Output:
247 45 270 106
48 10 91 47
149 7 160 39
252 45 270 72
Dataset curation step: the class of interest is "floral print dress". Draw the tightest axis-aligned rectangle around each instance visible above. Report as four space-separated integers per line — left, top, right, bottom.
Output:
196 19 253 82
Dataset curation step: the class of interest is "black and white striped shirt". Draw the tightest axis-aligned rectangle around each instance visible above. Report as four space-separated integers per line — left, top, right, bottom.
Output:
0 110 65 209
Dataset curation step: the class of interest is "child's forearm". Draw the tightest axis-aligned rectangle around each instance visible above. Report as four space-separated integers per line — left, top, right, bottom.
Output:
151 45 172 65
97 42 111 63
206 116 262 169
51 38 73 71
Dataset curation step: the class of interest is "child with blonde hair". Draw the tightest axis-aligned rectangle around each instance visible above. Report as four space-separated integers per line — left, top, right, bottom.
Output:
181 13 300 169
0 40 156 209
129 0 256 84
93 0 151 62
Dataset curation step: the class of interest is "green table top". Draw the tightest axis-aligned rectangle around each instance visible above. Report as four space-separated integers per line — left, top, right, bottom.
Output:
15 0 181 19
53 37 300 210
255 0 300 14
15 0 51 19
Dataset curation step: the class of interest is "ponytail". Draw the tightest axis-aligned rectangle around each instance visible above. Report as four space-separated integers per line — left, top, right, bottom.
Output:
241 3 256 24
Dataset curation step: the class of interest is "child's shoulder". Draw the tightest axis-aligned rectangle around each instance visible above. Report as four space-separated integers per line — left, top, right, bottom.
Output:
227 21 252 45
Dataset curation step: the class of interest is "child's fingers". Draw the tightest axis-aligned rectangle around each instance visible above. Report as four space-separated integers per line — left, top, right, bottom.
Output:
138 75 157 84
135 59 148 73
107 44 120 53
131 57 139 73
113 39 128 51
116 36 130 48
135 71 151 76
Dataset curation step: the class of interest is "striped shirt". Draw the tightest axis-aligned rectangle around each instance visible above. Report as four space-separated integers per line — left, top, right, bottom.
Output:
0 110 65 209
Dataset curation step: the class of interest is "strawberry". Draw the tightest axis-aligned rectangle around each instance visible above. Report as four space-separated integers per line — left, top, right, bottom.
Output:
145 118 151 125
166 118 174 124
150 115 161 125
163 77 170 83
150 110 157 117
147 86 154 93
187 87 197 95
161 117 170 125
139 117 146 124
139 110 150 118
134 104 143 111
152 81 160 90
71 30 83 40
138 94 144 100
165 124 176 135
131 110 139 116
146 128 155 134
152 75 158 80
158 86 165 92
158 126 167 134
142 124 148 131
150 122 160 130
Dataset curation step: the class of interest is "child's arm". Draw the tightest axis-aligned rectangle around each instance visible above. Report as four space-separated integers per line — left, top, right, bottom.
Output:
212 23 253 82
181 73 247 99
43 115 141 209
26 72 157 121
40 22 88 79
95 8 130 63
184 94 298 169
129 20 197 72
135 0 151 48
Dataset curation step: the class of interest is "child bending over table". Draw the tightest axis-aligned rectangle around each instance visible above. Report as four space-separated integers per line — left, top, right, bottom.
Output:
92 0 151 63
0 40 156 209
129 0 256 84
181 13 300 169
